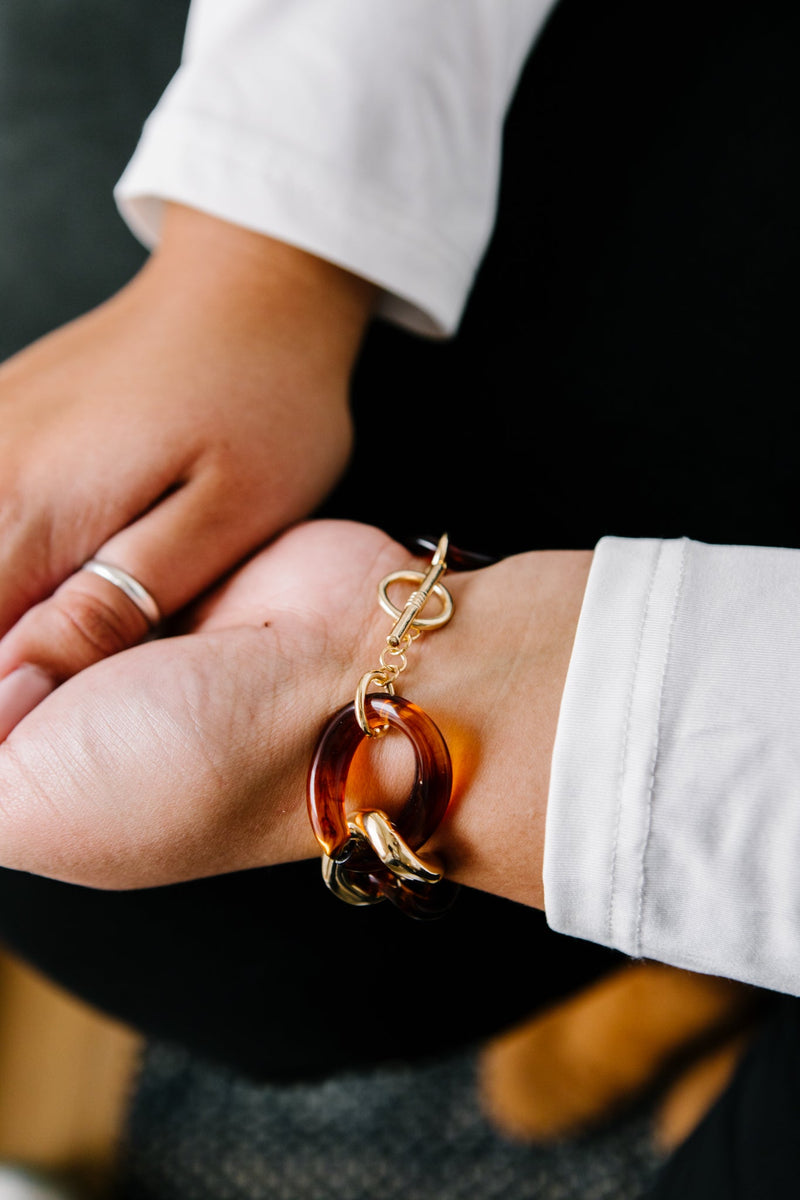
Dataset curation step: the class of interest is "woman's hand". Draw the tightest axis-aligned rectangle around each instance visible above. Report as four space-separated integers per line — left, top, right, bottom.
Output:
0 203 376 738
0 520 591 907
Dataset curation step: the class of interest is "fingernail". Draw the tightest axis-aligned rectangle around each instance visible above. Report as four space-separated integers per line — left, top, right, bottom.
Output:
0 665 55 741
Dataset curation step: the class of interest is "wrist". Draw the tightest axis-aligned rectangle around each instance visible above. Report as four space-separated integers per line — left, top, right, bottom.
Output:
133 201 378 375
314 542 592 911
418 549 592 909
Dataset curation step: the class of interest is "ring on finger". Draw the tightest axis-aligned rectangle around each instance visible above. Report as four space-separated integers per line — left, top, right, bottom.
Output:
80 560 161 629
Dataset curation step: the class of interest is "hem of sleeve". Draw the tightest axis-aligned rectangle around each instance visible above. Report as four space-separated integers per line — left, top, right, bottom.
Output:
114 110 477 339
543 536 689 957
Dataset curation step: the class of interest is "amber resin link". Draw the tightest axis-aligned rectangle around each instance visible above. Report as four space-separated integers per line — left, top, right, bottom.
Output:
307 693 458 920
307 693 452 863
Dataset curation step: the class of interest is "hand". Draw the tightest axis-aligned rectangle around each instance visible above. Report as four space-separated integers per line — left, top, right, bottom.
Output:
0 520 591 906
0 203 376 738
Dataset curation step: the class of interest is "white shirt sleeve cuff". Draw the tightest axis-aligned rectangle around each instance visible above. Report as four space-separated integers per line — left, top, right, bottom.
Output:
545 536 800 996
113 0 556 339
114 106 474 340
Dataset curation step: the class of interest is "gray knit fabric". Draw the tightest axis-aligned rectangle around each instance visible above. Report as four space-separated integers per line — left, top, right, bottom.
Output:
118 1041 665 1200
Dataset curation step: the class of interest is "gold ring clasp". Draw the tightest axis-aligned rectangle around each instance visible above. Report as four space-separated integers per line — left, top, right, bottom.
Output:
377 531 454 647
378 571 454 635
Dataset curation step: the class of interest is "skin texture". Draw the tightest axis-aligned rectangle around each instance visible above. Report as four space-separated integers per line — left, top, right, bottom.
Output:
0 519 591 905
0 203 376 718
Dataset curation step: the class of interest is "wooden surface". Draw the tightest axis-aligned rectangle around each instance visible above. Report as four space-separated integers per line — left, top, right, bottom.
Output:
0 950 140 1192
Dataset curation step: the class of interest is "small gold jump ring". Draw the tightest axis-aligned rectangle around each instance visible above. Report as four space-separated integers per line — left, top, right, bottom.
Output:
354 669 395 737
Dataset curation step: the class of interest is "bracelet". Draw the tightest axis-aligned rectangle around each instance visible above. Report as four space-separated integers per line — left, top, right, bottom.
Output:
307 534 460 920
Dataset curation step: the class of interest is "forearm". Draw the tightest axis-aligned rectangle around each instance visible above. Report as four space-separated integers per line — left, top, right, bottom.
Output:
115 0 558 338
415 548 592 910
136 201 378 374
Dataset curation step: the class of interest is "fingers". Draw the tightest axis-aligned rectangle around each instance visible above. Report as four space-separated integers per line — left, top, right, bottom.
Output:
0 666 55 744
0 471 267 739
0 569 156 740
0 522 412 888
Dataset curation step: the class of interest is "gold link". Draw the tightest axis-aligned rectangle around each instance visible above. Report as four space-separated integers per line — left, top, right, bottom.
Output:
378 532 453 645
350 811 443 884
355 533 453 735
379 573 453 644
378 644 408 676
354 670 395 737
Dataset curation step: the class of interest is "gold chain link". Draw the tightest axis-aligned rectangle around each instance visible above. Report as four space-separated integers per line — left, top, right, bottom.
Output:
354 534 454 736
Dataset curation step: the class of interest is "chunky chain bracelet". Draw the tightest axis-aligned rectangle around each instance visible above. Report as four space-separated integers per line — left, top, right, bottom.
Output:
306 534 460 920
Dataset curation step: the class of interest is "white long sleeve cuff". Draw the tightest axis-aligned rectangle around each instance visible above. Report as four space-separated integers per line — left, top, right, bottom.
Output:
114 0 555 337
545 536 800 997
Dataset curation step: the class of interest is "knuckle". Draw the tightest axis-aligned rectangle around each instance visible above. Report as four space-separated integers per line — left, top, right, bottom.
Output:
50 584 142 664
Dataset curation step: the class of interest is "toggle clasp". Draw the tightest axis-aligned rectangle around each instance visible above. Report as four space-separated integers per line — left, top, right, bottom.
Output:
378 532 454 646
354 533 454 737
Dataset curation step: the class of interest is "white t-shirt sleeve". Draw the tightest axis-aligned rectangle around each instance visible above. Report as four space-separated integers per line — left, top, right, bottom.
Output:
545 536 800 996
114 0 556 338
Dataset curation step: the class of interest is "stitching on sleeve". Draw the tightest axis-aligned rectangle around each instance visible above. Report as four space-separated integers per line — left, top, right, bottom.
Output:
633 538 689 957
605 541 663 941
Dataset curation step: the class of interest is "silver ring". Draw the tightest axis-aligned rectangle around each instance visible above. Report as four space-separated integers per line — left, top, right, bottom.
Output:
81 560 161 628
